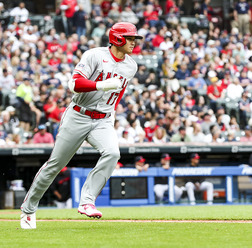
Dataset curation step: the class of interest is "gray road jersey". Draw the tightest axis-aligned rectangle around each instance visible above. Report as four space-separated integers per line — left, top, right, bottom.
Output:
72 47 137 113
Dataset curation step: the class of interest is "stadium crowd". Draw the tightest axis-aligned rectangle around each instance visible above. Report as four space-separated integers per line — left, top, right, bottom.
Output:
0 0 252 146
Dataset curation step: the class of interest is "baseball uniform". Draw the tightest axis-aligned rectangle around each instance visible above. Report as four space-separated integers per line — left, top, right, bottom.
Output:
21 46 138 214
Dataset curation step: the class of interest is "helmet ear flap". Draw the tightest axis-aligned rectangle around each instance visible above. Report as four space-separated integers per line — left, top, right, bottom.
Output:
111 33 126 46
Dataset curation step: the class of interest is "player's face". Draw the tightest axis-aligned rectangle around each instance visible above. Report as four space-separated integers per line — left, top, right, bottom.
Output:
121 36 136 54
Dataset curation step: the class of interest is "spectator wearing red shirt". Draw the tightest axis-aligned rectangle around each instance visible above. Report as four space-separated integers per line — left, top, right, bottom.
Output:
60 0 78 36
143 4 165 28
165 0 176 14
221 69 232 89
207 77 225 112
49 99 66 123
152 28 165 48
101 0 112 17
144 118 159 142
33 124 54 144
48 53 62 69
47 37 61 53
43 94 58 121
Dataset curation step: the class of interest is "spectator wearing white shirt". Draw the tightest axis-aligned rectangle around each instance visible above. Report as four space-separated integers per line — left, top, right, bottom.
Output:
159 33 173 51
118 130 135 145
127 119 145 143
190 122 207 142
10 2 29 23
226 77 244 100
179 22 191 40
205 40 219 57
22 26 38 49
0 68 16 108
120 5 139 25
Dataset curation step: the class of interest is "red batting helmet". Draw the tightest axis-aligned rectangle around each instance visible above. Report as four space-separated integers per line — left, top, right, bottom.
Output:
109 22 143 47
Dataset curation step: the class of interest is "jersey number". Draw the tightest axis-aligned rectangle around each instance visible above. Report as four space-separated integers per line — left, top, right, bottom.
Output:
106 92 119 105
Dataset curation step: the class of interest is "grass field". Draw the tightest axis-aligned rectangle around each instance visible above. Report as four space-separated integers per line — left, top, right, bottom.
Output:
1 205 252 248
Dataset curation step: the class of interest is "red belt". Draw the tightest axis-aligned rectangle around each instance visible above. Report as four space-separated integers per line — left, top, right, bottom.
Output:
73 105 108 119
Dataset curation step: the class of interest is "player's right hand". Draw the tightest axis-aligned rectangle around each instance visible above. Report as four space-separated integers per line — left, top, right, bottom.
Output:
96 78 122 91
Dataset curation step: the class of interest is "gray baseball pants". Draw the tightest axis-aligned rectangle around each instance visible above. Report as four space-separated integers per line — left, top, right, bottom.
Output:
21 102 120 214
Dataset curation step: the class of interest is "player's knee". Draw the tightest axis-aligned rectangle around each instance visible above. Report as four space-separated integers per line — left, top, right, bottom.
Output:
207 182 214 190
104 149 120 160
185 182 193 189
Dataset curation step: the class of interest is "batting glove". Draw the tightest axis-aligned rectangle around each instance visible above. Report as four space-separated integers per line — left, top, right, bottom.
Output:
96 78 122 91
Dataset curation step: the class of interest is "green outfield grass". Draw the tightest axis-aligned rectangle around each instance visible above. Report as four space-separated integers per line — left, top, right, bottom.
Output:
0 205 252 248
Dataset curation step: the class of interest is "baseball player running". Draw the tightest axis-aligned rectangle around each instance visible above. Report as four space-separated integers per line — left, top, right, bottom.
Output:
20 22 143 229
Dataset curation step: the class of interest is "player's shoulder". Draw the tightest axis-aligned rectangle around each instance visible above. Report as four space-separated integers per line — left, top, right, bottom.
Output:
125 54 138 69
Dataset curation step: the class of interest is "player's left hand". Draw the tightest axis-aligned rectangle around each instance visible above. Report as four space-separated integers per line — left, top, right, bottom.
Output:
96 77 122 91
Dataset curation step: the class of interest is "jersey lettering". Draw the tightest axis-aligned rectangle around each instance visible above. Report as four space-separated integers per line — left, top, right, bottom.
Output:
122 79 128 88
95 72 103 82
106 72 112 79
106 92 119 105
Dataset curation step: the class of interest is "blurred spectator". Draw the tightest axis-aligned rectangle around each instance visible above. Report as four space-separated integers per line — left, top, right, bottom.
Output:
33 124 54 144
201 112 215 135
1 110 15 135
142 37 156 55
101 0 112 17
177 0 187 16
159 33 174 51
91 0 103 23
165 3 179 28
154 153 183 203
44 69 62 90
152 28 165 48
6 106 19 131
175 62 190 80
0 68 16 108
118 130 135 144
234 0 251 35
215 106 231 129
226 77 244 100
114 119 124 138
207 76 225 112
9 2 29 23
51 167 72 208
144 117 159 142
107 2 121 25
185 153 214 205
239 68 251 89
134 155 149 172
187 69 207 91
170 126 191 142
152 126 169 143
220 69 232 89
143 4 165 28
127 119 145 143
179 22 191 40
239 90 252 128
91 21 106 46
73 4 88 39
240 125 252 141
60 0 78 36
120 4 139 25
165 0 176 15
15 77 33 132
229 116 240 131
225 129 237 142
190 122 206 142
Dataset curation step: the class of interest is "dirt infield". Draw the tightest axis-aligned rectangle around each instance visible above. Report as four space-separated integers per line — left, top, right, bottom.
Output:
1 219 252 223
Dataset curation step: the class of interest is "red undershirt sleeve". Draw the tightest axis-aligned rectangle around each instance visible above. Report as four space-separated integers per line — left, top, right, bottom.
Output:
72 74 97 92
